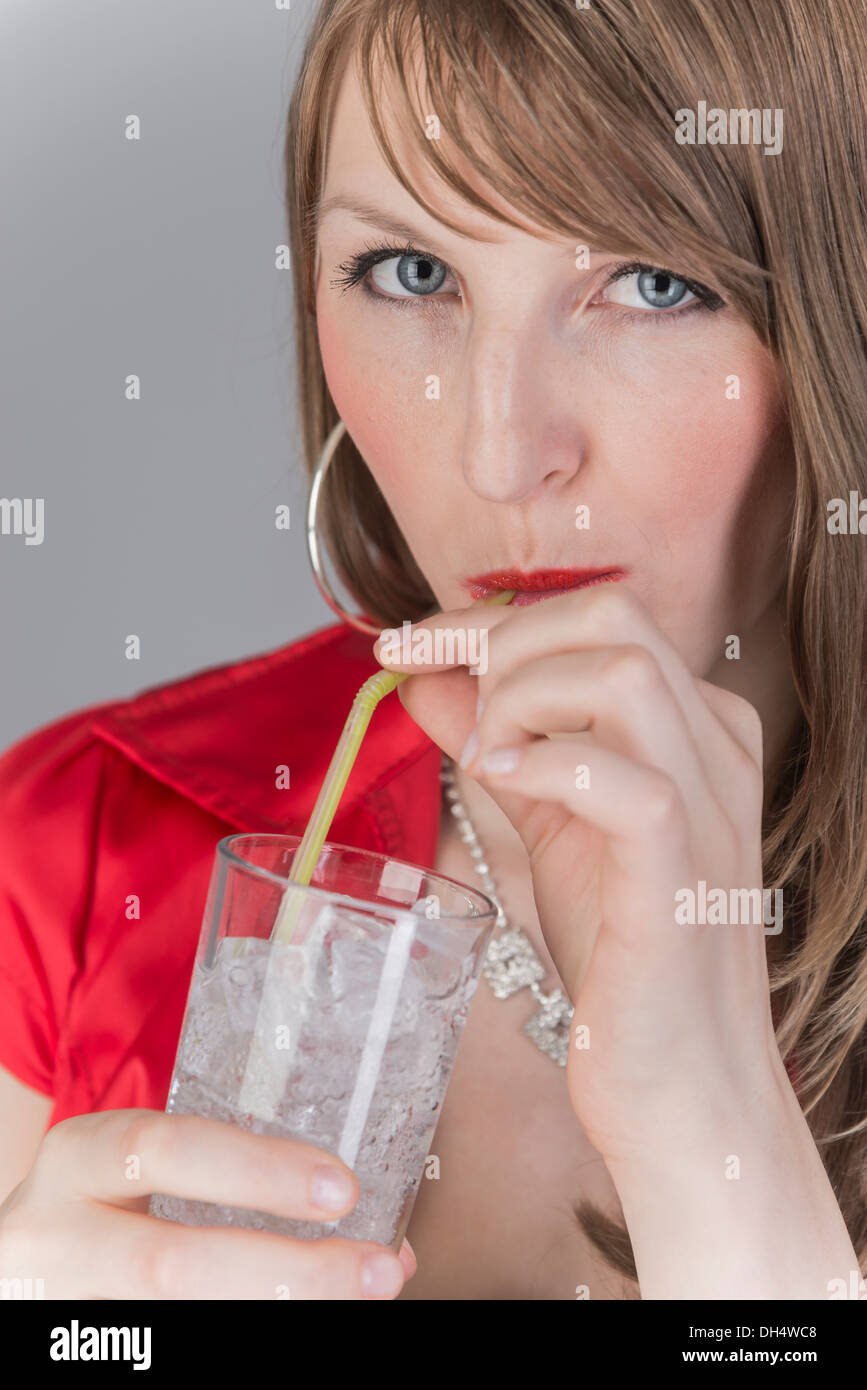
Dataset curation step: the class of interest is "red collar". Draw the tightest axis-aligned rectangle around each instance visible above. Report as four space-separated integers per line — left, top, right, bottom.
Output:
89 622 443 866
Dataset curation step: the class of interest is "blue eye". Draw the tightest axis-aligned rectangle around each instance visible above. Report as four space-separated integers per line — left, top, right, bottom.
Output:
638 270 690 307
373 252 450 296
602 261 724 314
331 241 456 300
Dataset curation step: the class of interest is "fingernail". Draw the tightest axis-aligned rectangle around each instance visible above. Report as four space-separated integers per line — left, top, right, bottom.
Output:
482 747 520 774
310 1165 354 1212
398 1238 417 1277
361 1251 405 1298
375 629 399 663
459 729 479 769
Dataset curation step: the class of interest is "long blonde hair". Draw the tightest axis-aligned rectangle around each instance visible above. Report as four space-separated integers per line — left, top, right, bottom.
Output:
285 0 867 1285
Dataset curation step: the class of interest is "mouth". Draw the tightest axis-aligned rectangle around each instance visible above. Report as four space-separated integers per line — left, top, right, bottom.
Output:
464 567 627 606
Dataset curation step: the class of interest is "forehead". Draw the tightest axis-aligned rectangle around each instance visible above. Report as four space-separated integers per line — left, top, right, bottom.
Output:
321 49 382 182
317 45 552 245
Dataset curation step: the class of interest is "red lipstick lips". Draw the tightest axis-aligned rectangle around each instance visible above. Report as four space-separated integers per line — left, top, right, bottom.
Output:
464 567 626 606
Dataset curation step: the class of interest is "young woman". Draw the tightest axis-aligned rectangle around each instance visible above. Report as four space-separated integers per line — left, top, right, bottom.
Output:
0 0 864 1300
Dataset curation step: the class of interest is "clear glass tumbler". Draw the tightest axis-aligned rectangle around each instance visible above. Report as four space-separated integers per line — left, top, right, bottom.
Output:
149 833 497 1251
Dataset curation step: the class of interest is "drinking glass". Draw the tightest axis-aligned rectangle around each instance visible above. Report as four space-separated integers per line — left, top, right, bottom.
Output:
149 832 497 1251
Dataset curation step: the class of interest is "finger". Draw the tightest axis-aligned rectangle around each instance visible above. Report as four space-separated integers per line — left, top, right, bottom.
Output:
41 1202 405 1300
465 647 722 840
474 735 689 889
477 587 734 755
373 589 516 675
373 603 513 674
383 586 764 813
37 1111 361 1222
397 665 542 830
397 664 480 765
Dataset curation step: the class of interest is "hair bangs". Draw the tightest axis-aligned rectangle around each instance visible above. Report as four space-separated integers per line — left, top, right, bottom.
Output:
348 0 771 327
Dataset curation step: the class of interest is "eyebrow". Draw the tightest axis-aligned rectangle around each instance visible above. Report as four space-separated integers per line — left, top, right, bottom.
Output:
315 193 506 246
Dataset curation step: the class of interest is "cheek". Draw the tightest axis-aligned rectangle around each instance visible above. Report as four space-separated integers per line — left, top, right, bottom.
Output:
315 298 426 502
594 335 790 654
607 337 788 545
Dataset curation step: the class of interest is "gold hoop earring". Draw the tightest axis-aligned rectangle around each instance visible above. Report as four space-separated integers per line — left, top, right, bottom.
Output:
306 419 383 636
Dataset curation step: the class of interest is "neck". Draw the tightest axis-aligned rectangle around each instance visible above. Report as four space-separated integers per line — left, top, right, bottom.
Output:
704 590 804 796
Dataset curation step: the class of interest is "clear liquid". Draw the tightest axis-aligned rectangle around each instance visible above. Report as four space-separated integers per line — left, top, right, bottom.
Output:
149 915 479 1248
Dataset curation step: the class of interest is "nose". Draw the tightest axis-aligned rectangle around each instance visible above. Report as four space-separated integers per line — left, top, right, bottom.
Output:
460 318 586 504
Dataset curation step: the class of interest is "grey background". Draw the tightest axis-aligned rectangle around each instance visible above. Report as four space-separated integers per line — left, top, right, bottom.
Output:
0 0 332 752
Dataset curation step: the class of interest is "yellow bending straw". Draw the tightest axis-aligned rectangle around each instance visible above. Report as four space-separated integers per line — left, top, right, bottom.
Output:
269 589 515 946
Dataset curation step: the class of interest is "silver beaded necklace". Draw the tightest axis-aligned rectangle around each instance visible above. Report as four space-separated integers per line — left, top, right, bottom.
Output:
440 753 575 1067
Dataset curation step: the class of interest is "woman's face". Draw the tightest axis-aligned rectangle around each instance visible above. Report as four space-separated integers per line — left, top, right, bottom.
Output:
314 55 792 677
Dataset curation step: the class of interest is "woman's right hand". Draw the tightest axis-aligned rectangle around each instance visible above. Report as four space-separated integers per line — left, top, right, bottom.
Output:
0 1109 416 1299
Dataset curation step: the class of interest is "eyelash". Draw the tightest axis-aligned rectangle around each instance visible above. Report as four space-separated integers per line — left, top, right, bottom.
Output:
329 239 725 322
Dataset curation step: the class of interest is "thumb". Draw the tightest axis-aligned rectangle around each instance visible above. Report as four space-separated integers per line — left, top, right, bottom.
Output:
396 666 538 835
396 666 478 765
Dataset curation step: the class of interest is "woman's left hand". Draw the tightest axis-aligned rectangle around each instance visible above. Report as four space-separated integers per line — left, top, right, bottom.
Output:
373 584 789 1169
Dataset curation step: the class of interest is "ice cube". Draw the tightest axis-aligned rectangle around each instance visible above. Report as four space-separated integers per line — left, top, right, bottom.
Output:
409 916 475 999
221 938 272 1034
